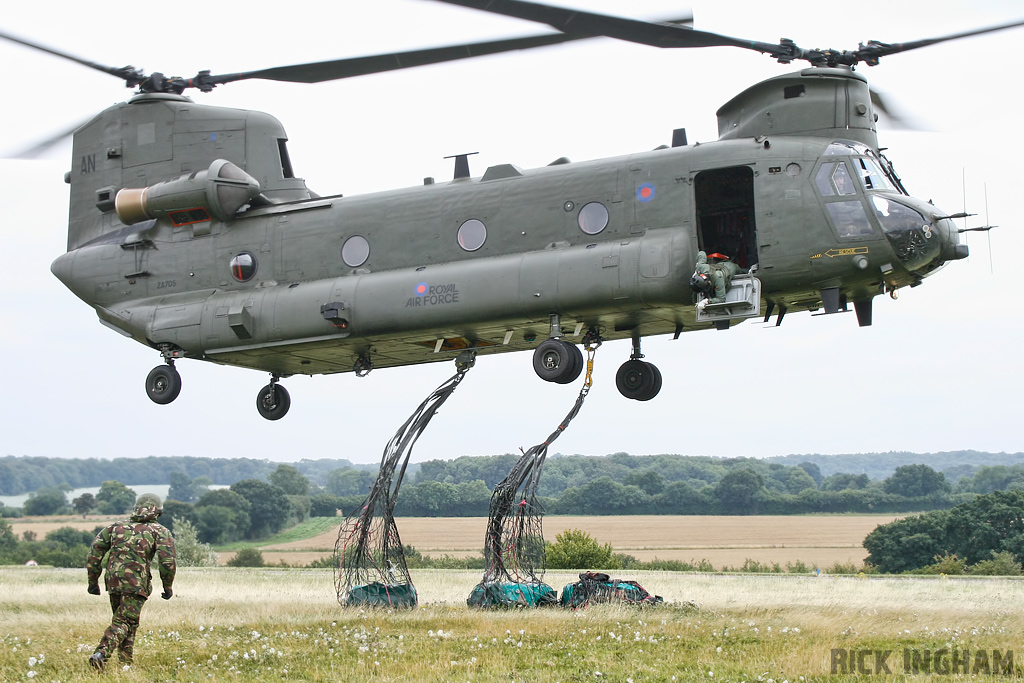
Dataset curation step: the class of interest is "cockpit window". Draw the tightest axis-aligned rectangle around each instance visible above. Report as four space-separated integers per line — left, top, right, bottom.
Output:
815 162 856 197
826 201 873 238
823 140 865 156
854 157 895 192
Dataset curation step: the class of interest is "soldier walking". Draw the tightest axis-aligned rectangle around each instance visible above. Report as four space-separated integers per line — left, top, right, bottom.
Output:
86 493 176 670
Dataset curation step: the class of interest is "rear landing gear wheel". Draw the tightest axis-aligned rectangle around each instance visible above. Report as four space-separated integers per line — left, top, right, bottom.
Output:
533 339 583 384
256 382 291 420
146 364 181 405
615 359 662 401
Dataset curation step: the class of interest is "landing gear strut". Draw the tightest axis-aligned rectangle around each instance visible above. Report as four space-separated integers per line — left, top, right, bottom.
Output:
532 314 584 384
615 334 662 401
256 374 291 421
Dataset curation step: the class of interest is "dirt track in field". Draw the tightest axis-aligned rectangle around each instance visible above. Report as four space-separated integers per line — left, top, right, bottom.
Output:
236 514 902 568
12 514 900 569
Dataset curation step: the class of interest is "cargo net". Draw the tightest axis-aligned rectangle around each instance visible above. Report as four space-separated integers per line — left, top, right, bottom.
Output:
335 352 475 609
558 572 664 609
468 339 600 608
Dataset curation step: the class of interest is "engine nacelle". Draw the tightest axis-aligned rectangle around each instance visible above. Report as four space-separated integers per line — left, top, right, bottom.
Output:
115 159 261 225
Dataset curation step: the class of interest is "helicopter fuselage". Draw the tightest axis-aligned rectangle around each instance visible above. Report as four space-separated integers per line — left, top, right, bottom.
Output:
49 66 965 411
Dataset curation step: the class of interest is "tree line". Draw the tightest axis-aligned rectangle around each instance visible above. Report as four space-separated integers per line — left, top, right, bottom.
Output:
3 450 1021 497
6 455 1024 526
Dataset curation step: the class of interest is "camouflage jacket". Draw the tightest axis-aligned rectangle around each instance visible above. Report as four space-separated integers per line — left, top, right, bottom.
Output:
86 508 176 598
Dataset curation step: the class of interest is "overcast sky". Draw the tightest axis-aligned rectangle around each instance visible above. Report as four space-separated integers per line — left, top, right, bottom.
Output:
1 0 1022 467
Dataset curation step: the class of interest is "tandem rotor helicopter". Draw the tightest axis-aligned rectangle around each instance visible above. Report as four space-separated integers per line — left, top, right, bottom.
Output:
3 2 1019 422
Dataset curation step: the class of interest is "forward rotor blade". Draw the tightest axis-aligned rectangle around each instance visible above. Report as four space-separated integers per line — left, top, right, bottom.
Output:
0 29 144 85
429 0 791 58
206 31 619 86
855 19 1024 64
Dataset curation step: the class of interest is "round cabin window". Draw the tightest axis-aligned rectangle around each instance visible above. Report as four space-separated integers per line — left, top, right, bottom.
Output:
342 235 370 267
229 252 258 282
458 219 487 251
578 202 609 235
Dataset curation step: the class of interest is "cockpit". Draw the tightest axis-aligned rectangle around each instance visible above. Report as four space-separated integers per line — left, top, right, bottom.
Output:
814 140 952 271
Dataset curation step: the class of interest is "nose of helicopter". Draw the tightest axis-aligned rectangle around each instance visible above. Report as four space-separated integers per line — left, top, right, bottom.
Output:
936 215 970 262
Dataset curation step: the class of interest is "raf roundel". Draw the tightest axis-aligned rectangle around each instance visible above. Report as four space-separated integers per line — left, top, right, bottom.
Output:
415 282 429 297
636 183 656 202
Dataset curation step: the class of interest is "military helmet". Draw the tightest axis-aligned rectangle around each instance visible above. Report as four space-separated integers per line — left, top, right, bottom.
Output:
133 493 163 514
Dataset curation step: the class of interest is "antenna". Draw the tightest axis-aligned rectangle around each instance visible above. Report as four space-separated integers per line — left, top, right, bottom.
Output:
984 183 993 275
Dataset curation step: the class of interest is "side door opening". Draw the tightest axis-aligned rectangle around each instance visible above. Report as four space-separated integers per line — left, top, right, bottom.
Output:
694 166 758 270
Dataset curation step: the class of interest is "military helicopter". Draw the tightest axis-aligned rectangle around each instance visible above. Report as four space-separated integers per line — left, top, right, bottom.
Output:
3 1 1018 423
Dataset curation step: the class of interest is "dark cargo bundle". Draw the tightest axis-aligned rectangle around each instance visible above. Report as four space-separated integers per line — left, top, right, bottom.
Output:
466 581 558 608
335 354 474 608
468 340 601 608
559 572 664 609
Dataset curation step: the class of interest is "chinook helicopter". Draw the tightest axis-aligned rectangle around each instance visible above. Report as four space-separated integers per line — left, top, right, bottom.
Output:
2 2 1018 424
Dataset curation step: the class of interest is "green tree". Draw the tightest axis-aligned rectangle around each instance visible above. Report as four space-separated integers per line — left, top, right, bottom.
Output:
783 468 818 494
72 492 97 517
624 469 665 495
162 499 197 533
943 489 1024 564
45 527 94 548
0 517 17 556
863 511 952 573
883 464 950 498
269 464 312 496
821 473 870 491
23 487 69 516
168 471 195 503
968 551 1023 576
715 469 765 514
95 481 137 515
227 548 265 567
172 518 219 567
230 479 292 539
326 469 375 497
959 465 1024 494
797 461 824 487
545 529 614 569
196 505 251 544
310 494 343 517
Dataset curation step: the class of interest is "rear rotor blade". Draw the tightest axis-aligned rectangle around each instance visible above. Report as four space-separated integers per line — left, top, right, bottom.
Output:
0 29 144 85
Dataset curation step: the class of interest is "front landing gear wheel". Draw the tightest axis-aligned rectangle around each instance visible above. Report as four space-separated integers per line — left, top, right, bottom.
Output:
533 339 583 384
615 359 662 401
256 383 291 420
146 364 181 405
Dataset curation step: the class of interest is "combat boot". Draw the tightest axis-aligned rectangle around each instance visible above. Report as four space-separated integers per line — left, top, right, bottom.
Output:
88 651 106 670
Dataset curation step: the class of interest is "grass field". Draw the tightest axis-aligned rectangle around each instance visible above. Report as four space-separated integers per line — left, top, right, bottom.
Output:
1 566 1020 682
10 514 901 570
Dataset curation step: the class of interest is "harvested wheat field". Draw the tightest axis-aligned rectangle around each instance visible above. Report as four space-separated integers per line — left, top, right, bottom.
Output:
247 515 901 569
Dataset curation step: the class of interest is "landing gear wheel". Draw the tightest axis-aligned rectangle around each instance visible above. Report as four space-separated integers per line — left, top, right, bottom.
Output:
533 339 583 384
556 342 584 384
256 383 291 420
616 359 661 401
635 363 662 402
146 365 181 405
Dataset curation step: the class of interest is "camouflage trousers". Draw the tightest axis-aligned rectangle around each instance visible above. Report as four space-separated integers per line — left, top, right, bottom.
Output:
96 593 147 663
